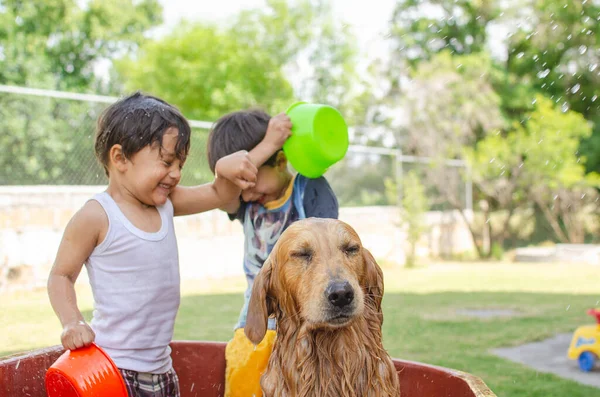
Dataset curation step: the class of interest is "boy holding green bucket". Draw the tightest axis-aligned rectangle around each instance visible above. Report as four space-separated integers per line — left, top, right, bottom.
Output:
206 103 348 397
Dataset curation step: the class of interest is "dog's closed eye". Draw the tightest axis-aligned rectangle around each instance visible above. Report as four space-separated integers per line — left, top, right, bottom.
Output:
341 244 360 256
291 248 313 262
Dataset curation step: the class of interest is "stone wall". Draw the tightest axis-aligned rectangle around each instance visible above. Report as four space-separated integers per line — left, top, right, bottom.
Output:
0 186 475 291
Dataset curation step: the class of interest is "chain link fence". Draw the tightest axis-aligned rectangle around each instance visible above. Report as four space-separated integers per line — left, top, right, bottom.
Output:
0 85 471 209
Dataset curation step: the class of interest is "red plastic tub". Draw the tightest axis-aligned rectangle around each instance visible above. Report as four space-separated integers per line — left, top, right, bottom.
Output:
0 341 495 396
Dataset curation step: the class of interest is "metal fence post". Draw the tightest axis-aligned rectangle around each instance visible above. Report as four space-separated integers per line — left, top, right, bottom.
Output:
465 164 473 213
395 149 403 208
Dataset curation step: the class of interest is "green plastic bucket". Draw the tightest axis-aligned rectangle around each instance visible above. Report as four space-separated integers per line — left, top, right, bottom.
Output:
283 102 349 178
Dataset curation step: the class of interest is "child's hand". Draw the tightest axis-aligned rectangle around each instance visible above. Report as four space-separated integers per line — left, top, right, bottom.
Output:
264 113 293 150
215 150 258 190
61 320 95 350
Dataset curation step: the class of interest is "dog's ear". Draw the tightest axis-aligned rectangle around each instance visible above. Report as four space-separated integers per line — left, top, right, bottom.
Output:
244 256 274 345
362 247 384 313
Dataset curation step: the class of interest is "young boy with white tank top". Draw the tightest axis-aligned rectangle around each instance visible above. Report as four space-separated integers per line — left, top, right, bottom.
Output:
47 92 258 397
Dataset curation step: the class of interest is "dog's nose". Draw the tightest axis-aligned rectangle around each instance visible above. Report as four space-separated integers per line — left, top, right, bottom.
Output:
326 281 354 308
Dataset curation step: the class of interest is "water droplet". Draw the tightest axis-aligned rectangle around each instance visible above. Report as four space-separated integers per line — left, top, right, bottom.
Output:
516 52 525 59
538 139 544 144
589 64 598 72
486 218 491 224
592 95 598 102
579 45 588 55
581 193 586 199
532 98 537 105
457 63 463 70
566 305 570 311
500 170 506 176
571 84 581 94
553 195 559 201
519 162 524 168
489 158 496 164
561 102 569 113
191 383 195 392
537 69 550 79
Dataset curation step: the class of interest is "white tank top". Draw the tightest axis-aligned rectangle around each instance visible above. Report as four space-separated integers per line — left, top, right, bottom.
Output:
85 192 180 374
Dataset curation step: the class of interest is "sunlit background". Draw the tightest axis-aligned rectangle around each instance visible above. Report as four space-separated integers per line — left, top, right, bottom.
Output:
1 1 599 396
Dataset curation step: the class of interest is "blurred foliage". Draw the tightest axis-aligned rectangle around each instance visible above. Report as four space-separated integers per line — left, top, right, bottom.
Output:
1 0 599 250
0 0 162 184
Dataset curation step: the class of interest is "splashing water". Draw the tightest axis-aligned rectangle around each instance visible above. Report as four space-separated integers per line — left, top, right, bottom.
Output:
570 84 581 94
537 69 550 79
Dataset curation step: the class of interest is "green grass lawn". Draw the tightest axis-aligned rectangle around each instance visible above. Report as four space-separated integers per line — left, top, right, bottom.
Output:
2 261 599 396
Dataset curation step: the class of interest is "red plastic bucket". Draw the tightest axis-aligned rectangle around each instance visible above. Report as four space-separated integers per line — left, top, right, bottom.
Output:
45 343 127 397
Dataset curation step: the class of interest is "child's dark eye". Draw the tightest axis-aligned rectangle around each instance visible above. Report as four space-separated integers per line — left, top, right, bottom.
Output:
163 161 172 167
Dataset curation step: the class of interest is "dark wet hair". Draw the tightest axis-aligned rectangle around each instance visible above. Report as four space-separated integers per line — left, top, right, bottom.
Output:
207 109 279 174
94 92 191 176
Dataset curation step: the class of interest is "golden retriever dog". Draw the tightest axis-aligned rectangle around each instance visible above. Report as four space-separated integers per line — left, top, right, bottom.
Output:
244 218 400 397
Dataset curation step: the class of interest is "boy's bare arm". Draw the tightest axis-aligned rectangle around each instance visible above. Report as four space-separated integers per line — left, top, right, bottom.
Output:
48 201 104 349
172 180 236 216
172 151 257 216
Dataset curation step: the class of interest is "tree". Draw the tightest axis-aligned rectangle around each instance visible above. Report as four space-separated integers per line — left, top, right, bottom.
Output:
117 22 295 121
515 96 600 243
388 0 600 173
399 51 506 257
389 0 501 67
507 0 600 173
117 0 363 187
399 171 430 267
468 95 599 245
0 0 163 185
117 0 360 121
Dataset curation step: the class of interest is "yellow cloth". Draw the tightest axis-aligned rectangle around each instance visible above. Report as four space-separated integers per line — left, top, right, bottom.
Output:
225 328 276 397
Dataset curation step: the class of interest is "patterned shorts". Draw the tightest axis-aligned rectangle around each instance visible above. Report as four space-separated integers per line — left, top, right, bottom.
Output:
119 368 180 397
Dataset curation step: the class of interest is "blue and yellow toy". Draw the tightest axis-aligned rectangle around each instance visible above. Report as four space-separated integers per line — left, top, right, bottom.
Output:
568 309 600 372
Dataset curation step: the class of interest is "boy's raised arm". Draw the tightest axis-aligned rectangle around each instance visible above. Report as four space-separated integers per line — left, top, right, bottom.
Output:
248 113 292 167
